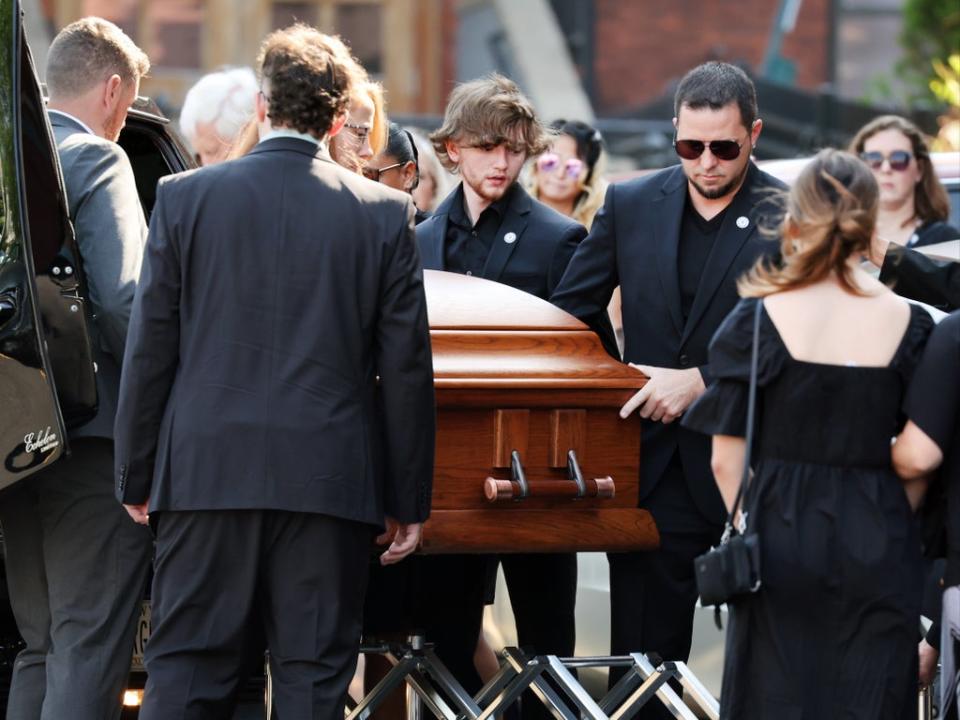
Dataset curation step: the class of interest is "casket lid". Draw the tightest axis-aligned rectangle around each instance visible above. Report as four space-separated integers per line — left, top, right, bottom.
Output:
425 270 586 331
425 270 644 390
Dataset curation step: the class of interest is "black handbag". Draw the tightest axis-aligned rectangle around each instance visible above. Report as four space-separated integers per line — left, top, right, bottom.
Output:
694 300 763 625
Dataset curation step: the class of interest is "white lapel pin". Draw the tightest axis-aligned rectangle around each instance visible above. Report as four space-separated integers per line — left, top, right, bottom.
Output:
504 232 517 244
736 216 750 229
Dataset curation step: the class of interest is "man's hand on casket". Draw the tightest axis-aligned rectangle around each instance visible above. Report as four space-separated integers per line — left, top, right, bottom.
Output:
377 519 423 565
619 365 706 424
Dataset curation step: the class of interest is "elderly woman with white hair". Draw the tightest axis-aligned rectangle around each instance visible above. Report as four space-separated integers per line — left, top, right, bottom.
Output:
179 67 257 166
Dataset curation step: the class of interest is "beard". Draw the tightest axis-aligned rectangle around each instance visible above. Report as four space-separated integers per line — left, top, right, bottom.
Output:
688 160 750 200
463 173 513 203
102 105 127 142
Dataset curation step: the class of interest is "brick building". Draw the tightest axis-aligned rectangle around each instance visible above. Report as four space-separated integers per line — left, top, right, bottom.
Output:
27 0 911 122
589 0 832 115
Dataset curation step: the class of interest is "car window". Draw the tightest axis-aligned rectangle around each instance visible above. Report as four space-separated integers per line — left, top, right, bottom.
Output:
118 123 189 221
20 62 72 273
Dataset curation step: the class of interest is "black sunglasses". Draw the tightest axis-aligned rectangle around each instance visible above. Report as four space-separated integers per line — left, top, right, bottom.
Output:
860 150 913 172
673 136 746 162
362 162 404 182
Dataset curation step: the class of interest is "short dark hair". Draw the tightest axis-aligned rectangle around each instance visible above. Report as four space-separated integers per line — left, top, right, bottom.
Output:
674 62 758 130
385 123 418 165
256 25 362 138
384 123 420 189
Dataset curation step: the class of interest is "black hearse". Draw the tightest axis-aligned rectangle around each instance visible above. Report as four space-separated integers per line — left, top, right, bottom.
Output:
1 3 195 712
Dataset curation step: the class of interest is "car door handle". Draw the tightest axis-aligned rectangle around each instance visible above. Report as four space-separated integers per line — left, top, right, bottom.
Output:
0 293 17 327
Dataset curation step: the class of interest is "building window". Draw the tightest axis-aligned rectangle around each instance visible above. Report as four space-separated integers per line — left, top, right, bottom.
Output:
148 1 205 70
80 0 138 40
272 2 318 29
336 3 383 76
79 0 204 71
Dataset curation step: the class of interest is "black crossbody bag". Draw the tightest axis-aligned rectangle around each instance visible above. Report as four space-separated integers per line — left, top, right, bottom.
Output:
694 300 763 626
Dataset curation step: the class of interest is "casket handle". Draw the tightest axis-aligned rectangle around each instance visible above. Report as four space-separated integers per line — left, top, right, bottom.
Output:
567 450 588 498
483 474 615 502
511 449 530 499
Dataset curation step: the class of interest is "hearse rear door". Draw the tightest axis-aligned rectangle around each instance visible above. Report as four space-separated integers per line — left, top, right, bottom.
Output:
0 4 91 488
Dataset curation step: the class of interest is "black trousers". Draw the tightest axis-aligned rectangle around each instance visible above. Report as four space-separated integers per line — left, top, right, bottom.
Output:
414 553 576 711
414 555 489 694
501 553 577 658
608 454 722 720
0 438 152 720
501 553 577 720
139 509 372 720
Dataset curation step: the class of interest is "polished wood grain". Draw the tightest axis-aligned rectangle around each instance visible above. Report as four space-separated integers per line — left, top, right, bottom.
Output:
493 409 529 468
420 509 660 554
421 270 655 553
549 409 586 467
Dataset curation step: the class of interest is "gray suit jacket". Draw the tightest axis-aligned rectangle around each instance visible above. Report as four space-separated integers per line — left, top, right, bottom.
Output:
114 137 435 527
49 112 146 440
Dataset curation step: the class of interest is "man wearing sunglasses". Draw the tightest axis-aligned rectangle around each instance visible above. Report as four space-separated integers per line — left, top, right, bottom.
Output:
551 62 785 714
415 74 589 719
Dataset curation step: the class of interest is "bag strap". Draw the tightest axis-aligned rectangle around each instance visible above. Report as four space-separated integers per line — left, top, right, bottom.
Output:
723 299 763 537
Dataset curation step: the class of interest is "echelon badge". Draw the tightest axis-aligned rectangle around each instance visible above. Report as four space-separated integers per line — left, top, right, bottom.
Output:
504 232 517 244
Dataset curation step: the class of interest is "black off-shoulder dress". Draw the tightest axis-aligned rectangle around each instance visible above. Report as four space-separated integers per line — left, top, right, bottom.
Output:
683 297 934 720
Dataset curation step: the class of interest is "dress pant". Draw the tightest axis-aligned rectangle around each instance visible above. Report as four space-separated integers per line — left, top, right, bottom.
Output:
414 555 489 695
608 453 722 720
0 438 152 720
140 509 372 720
501 553 577 720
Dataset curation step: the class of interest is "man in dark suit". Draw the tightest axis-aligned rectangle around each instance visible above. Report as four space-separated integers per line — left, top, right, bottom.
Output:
114 26 435 719
875 239 960 312
551 62 785 718
0 18 152 720
415 74 586 717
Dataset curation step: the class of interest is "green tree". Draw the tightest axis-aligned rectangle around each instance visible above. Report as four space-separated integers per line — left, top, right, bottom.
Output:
899 0 960 107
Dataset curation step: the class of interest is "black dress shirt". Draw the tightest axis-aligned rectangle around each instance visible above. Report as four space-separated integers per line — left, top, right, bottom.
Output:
678 198 727 323
443 184 513 276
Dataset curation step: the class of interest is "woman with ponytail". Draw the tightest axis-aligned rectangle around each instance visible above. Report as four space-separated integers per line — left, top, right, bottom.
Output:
681 149 934 719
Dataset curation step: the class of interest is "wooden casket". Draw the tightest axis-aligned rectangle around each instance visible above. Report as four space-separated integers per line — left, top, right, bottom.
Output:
419 270 659 554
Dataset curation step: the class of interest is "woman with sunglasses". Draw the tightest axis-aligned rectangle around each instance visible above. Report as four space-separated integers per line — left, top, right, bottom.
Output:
850 115 958 249
328 80 387 173
528 119 608 230
362 123 432 224
529 120 623 347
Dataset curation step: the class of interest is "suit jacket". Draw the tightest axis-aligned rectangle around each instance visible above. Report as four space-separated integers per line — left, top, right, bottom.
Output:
50 112 147 440
114 137 435 527
416 184 586 300
881 244 960 312
551 163 785 526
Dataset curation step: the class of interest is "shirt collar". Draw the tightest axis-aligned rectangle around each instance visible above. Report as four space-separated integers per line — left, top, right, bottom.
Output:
450 182 515 227
259 128 325 150
48 109 96 136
